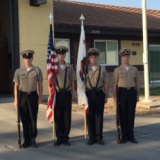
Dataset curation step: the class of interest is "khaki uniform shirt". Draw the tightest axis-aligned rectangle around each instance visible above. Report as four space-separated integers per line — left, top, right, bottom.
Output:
85 65 109 90
13 65 43 92
56 63 76 90
114 65 139 89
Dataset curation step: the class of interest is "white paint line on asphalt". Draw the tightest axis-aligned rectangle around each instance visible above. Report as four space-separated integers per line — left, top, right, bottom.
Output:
1 133 155 150
4 145 17 152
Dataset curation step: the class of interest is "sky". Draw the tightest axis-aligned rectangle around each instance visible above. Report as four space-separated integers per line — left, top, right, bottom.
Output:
70 0 160 10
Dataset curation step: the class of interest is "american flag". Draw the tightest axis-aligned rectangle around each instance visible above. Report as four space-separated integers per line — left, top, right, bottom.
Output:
46 24 58 123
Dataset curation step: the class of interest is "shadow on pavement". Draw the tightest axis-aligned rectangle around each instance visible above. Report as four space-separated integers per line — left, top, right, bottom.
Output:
1 123 160 147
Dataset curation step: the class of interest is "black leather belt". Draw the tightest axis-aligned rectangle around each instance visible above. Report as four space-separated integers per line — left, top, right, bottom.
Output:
20 91 37 95
118 87 135 90
57 89 71 93
86 87 103 91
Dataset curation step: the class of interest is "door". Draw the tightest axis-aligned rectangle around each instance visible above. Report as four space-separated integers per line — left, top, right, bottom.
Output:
149 45 160 82
0 39 10 93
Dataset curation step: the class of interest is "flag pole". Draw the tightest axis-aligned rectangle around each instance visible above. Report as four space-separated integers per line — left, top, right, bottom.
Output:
142 0 151 102
84 110 86 139
49 12 56 142
84 108 87 141
52 90 56 143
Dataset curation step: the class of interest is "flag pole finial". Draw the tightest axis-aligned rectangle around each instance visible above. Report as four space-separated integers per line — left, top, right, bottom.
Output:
49 13 53 24
80 14 85 25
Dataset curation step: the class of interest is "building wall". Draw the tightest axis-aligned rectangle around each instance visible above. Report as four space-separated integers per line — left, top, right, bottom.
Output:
0 0 12 52
121 40 143 65
18 0 53 95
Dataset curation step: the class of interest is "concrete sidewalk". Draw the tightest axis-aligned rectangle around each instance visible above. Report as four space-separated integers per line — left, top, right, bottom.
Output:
0 97 160 160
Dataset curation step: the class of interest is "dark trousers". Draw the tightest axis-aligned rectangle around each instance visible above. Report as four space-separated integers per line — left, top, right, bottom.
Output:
86 90 105 141
19 91 39 142
117 87 137 140
54 91 72 141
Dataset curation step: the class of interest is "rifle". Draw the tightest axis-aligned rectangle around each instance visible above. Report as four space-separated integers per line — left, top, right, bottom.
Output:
17 89 21 148
116 87 121 144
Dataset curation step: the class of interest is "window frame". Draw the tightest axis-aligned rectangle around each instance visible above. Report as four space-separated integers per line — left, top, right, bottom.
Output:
94 39 119 66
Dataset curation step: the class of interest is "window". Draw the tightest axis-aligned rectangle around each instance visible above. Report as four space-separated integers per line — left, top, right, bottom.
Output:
94 40 119 65
55 38 70 63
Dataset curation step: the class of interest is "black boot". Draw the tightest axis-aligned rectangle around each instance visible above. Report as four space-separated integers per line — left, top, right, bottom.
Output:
129 138 138 144
86 139 94 145
120 135 128 144
120 138 127 144
54 139 62 146
31 139 38 148
63 140 71 146
97 139 105 145
22 140 30 148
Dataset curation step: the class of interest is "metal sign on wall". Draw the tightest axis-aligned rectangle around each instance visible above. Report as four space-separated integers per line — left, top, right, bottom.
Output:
30 0 47 6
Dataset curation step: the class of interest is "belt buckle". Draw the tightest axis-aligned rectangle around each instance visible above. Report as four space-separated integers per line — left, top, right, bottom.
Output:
59 89 65 94
60 89 65 92
127 87 130 90
27 92 31 95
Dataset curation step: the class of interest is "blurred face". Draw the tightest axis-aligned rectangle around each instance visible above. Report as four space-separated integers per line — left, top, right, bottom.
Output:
88 55 98 65
121 55 130 65
23 58 33 67
57 54 66 62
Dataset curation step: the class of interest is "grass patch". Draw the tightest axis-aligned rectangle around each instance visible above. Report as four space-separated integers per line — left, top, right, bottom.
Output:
140 87 160 96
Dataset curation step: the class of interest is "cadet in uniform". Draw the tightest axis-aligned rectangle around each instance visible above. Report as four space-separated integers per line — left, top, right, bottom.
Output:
85 48 109 145
51 46 76 146
113 49 139 144
14 50 43 148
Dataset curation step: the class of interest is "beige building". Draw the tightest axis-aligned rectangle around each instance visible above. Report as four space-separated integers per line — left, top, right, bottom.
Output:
54 0 160 87
0 0 53 94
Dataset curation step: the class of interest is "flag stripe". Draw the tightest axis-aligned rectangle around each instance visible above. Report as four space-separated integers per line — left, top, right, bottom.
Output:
46 24 58 123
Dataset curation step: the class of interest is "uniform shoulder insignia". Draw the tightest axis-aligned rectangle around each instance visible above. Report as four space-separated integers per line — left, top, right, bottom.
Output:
19 68 25 72
115 66 121 72
16 68 21 72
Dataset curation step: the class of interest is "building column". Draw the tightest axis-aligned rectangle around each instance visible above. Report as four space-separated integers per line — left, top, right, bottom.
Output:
18 0 53 95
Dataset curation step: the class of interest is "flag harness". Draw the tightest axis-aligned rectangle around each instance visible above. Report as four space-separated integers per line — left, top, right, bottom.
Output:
55 66 70 93
85 65 102 91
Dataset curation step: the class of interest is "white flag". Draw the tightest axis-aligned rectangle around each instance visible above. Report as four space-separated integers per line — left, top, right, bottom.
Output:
76 15 88 109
